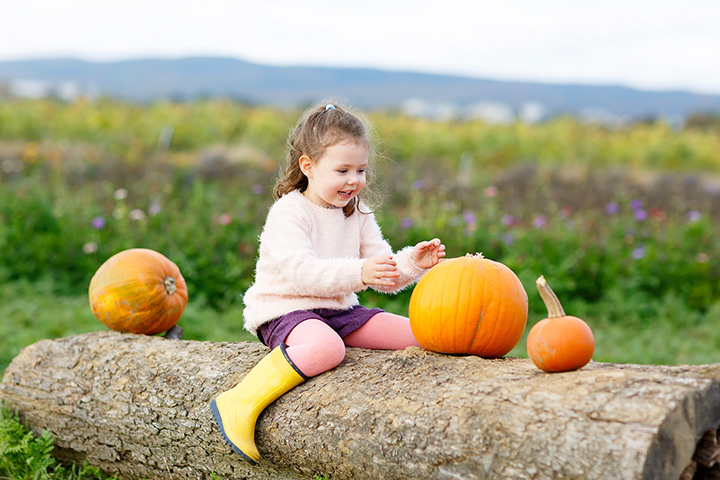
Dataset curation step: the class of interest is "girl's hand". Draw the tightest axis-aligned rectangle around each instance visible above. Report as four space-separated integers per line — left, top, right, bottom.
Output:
411 238 446 269
362 255 400 287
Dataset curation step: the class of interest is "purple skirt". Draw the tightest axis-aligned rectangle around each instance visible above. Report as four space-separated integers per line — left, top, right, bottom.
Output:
257 305 384 350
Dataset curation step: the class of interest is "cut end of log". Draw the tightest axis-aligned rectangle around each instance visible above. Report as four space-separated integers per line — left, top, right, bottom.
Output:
682 427 720 479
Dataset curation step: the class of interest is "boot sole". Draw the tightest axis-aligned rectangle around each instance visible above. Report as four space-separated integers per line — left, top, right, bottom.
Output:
209 398 258 465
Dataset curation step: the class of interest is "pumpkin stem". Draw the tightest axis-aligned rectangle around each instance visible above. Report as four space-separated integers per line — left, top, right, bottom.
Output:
164 277 178 296
536 275 566 318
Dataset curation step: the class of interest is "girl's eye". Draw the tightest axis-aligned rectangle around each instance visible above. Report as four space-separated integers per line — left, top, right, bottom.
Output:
358 169 366 174
338 169 348 174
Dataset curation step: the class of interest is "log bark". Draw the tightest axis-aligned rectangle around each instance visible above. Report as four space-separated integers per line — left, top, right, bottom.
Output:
1 331 720 480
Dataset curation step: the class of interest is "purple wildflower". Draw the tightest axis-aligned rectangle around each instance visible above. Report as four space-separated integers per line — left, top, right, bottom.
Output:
148 202 162 216
501 214 516 227
634 209 648 221
412 180 425 190
463 210 476 225
252 184 264 195
687 210 702 222
630 199 643 211
401 217 413 229
502 233 515 246
532 214 547 229
631 245 646 260
605 202 619 215
91 216 106 230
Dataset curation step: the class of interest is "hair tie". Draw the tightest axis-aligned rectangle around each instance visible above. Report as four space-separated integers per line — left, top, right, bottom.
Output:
325 104 335 111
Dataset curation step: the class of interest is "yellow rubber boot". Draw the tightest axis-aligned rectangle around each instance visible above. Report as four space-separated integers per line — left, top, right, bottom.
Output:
210 343 307 464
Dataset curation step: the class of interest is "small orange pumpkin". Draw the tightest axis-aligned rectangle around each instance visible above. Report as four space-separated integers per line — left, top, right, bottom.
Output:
409 253 528 358
526 276 594 372
89 248 188 335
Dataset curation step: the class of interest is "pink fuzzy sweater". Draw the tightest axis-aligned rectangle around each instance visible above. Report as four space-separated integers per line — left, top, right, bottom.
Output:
242 190 428 336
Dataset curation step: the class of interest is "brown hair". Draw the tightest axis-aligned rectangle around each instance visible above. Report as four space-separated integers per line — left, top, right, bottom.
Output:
273 100 378 216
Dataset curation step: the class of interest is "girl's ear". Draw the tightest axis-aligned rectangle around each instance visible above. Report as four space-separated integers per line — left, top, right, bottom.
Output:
299 155 313 177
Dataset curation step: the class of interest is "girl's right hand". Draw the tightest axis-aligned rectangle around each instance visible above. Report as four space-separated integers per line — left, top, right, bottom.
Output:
362 255 400 287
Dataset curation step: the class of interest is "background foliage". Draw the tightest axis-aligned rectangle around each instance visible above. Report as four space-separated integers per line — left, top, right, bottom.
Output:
1 97 720 375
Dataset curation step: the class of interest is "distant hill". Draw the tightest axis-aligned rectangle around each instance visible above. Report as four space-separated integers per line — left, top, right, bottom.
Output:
1 57 719 122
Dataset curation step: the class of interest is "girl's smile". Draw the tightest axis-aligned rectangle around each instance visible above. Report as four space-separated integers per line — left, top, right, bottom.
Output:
299 140 368 209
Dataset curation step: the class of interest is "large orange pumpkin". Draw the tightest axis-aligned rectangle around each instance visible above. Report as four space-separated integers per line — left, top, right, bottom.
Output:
409 253 528 357
526 275 594 372
89 248 188 335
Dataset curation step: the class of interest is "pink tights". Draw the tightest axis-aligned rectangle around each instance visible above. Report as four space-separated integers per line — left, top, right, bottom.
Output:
284 312 421 377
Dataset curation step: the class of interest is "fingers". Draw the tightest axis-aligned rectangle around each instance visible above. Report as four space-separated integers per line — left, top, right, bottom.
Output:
375 257 399 282
372 255 398 273
417 238 443 251
362 255 399 287
364 243 448 286
376 255 397 266
411 239 447 269
372 278 398 287
430 240 446 258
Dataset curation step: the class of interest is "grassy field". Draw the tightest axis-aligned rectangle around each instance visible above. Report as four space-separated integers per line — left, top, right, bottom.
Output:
1 98 720 479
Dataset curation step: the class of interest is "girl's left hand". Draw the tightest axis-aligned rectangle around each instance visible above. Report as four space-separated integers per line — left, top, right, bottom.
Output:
411 238 446 269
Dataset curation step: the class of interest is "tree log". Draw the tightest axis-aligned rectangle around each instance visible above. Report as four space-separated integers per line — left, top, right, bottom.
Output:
1 331 720 480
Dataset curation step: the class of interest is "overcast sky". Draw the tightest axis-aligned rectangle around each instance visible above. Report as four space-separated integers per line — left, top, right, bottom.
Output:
2 0 719 94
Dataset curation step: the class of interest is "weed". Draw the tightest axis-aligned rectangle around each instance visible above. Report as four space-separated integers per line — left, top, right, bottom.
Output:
0 403 117 479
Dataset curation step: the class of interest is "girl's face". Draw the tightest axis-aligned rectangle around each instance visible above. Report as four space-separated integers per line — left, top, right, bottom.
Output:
300 140 368 209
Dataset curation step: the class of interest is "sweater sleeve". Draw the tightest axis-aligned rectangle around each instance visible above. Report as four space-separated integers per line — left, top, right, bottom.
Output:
359 212 428 294
260 204 366 296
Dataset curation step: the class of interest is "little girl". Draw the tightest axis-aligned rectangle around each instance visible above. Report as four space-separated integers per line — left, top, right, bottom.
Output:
210 101 445 464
